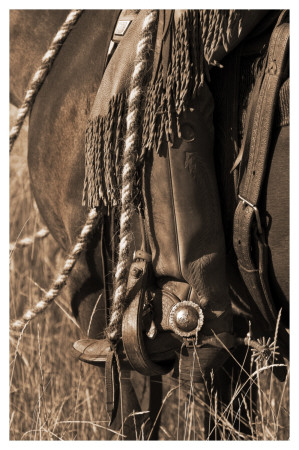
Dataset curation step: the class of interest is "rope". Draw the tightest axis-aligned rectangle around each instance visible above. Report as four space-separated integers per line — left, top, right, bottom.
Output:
9 10 89 337
10 208 100 333
9 227 49 252
9 9 83 153
106 10 158 345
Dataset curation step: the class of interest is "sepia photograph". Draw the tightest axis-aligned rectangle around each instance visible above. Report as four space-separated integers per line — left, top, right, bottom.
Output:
9 7 290 441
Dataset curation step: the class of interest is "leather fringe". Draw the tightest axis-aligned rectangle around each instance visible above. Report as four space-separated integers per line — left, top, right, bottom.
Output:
200 10 244 64
83 10 242 210
142 10 205 156
82 92 127 210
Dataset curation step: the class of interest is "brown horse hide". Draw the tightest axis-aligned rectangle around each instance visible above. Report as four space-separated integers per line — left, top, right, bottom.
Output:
26 10 121 337
10 10 69 107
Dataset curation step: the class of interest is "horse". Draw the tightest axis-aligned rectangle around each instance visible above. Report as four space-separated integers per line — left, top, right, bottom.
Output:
10 9 289 440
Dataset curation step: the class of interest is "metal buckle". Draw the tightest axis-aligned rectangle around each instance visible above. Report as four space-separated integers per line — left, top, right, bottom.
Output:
238 194 263 235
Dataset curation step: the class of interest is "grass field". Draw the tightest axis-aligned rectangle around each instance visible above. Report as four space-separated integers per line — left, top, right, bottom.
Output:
9 104 289 440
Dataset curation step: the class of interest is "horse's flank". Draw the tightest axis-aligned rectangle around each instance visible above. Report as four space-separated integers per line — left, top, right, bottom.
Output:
10 10 70 107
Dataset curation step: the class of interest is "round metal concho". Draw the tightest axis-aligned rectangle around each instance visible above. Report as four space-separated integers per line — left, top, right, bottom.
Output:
169 301 204 338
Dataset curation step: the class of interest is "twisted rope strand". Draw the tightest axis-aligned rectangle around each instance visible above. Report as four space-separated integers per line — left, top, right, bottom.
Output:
10 208 100 333
106 10 158 344
9 9 83 152
9 227 49 252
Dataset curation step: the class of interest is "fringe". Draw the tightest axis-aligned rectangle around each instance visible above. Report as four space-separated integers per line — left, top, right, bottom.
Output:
82 92 127 210
142 10 205 156
83 10 243 210
199 10 244 64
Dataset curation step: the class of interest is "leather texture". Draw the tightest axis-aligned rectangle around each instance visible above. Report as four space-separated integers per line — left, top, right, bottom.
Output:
233 20 289 345
90 10 147 119
87 9 235 379
143 89 232 339
84 10 290 380
122 257 174 375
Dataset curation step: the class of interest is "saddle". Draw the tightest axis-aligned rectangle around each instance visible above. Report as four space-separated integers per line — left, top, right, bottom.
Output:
73 9 289 421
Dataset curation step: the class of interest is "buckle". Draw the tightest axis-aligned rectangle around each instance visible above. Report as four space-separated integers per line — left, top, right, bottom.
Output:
238 194 263 235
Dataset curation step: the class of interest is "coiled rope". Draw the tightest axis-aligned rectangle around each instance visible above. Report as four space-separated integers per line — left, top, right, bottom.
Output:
10 208 100 333
9 9 83 153
105 10 158 344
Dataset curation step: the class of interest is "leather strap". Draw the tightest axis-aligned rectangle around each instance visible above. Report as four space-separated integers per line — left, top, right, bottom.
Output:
105 350 119 425
122 256 174 376
233 18 289 331
151 10 174 86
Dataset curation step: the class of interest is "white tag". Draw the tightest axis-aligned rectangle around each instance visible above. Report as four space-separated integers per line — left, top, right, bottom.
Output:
114 20 131 36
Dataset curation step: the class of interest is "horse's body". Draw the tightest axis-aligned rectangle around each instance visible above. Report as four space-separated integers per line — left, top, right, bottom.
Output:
11 10 121 336
10 9 289 439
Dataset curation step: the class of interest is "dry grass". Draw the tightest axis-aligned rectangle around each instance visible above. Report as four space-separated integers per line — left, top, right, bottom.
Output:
9 104 289 440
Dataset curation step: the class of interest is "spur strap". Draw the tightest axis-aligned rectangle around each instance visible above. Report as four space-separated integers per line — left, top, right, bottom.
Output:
122 253 174 376
233 20 289 331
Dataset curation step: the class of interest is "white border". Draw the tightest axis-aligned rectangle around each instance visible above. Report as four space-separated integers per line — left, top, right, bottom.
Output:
4 3 297 448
